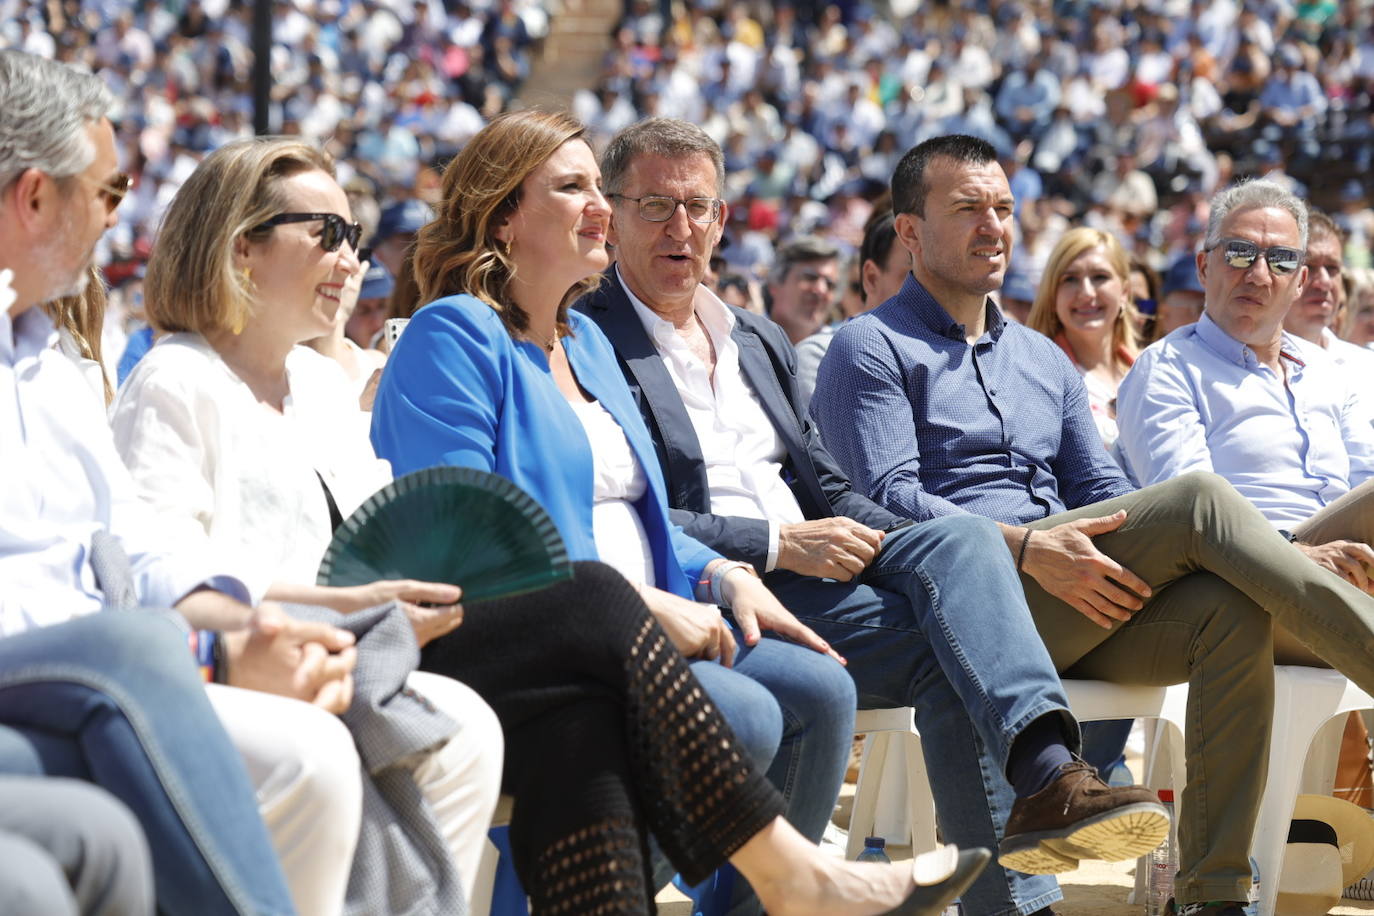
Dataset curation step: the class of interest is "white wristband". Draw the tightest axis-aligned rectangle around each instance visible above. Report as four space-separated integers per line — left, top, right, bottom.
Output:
710 561 758 608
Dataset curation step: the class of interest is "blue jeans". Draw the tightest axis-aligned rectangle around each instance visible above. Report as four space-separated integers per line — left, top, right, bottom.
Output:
655 625 856 916
0 612 296 916
774 514 1075 916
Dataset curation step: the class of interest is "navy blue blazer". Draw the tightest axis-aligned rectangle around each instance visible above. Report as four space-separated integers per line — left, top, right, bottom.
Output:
575 267 909 570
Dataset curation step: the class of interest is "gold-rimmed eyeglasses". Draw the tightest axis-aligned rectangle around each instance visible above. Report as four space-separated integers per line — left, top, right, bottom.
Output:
79 172 133 214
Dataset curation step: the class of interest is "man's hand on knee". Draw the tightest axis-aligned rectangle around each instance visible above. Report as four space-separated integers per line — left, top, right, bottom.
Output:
776 518 884 581
1008 512 1153 629
1296 540 1374 594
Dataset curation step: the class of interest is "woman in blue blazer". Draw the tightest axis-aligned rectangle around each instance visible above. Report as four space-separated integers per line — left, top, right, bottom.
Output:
370 109 987 916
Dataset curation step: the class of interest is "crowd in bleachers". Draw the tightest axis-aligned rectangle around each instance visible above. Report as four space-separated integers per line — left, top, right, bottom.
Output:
11 0 1374 363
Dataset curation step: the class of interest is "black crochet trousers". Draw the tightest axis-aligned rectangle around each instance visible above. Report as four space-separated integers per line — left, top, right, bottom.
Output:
421 561 784 914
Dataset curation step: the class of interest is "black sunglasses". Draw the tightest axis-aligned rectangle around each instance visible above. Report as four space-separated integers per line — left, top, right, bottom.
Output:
1208 238 1303 276
255 212 362 253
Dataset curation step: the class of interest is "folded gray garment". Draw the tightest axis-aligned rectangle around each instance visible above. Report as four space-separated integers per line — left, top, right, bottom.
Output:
91 529 467 916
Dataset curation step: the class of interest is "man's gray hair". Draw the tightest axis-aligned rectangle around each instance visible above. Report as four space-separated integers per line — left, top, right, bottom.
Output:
601 117 725 197
771 235 840 284
0 50 113 189
1204 178 1309 252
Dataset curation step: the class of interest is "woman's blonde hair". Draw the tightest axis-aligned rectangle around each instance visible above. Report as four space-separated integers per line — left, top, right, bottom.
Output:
145 137 334 336
413 109 595 338
42 264 112 404
1027 227 1139 361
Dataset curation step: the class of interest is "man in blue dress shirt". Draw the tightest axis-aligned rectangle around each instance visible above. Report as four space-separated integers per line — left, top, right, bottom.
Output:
811 134 1374 916
1117 182 1374 666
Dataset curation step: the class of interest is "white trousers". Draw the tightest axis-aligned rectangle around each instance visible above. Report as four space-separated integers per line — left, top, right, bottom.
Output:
207 672 503 916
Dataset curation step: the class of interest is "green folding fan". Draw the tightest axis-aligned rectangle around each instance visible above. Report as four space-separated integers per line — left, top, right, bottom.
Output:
317 465 572 603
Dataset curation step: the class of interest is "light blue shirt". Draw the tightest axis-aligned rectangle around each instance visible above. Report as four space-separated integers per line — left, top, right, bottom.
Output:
1116 312 1374 526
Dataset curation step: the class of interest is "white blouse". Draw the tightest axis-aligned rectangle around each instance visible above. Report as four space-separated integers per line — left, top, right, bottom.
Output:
568 398 656 588
109 333 392 603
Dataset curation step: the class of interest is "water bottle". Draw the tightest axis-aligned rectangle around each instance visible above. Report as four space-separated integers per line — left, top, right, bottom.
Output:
1242 855 1260 915
856 836 891 863
1144 790 1177 915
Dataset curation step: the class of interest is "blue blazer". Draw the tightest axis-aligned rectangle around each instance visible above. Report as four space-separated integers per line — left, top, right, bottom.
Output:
575 267 909 570
370 294 720 599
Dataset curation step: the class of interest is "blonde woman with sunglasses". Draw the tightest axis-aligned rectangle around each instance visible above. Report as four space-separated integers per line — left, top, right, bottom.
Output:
110 137 504 915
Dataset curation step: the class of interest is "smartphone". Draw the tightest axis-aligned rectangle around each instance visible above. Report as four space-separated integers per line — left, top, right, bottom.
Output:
383 317 410 351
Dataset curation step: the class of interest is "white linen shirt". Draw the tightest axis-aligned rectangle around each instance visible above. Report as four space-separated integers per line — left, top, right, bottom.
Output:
1116 312 1374 526
110 334 391 604
0 307 243 637
1320 327 1374 406
622 277 804 571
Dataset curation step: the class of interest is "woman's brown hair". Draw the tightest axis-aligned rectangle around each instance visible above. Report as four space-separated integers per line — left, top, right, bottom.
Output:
412 109 597 338
145 137 334 337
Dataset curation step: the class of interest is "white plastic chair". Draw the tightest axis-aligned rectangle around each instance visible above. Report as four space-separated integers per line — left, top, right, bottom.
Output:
1249 667 1374 916
846 680 1190 862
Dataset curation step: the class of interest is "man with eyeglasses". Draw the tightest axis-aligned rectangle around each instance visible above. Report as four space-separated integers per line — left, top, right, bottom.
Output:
1117 182 1374 663
578 119 1171 916
811 137 1374 916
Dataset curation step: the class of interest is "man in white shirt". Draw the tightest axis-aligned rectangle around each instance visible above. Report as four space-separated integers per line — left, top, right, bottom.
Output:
1281 207 1374 396
579 118 1168 916
765 235 841 345
1117 179 1374 663
0 49 369 913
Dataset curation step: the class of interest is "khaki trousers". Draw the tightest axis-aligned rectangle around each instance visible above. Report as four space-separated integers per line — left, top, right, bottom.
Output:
1018 472 1374 903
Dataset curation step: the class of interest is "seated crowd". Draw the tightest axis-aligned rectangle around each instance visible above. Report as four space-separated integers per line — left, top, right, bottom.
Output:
5 27 1374 916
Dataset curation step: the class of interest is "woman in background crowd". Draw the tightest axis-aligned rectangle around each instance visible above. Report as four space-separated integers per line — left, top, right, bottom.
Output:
1028 227 1140 452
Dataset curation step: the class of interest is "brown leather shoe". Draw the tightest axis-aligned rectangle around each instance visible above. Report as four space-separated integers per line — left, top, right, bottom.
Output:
997 759 1170 874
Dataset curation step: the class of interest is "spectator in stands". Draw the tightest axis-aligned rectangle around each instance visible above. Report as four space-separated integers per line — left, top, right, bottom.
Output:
796 207 908 402
369 107 989 916
1129 255 1162 341
1260 44 1327 147
1027 228 1140 452
0 47 357 916
1156 254 1207 337
1345 277 1374 348
306 257 389 407
1281 208 1374 387
578 118 1169 914
996 266 1039 326
344 260 394 348
994 57 1061 141
370 198 433 280
1116 180 1374 665
766 236 841 345
811 134 1374 916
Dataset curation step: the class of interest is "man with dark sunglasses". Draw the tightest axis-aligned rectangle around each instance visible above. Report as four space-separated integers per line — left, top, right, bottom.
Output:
1117 181 1374 662
813 138 1374 916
